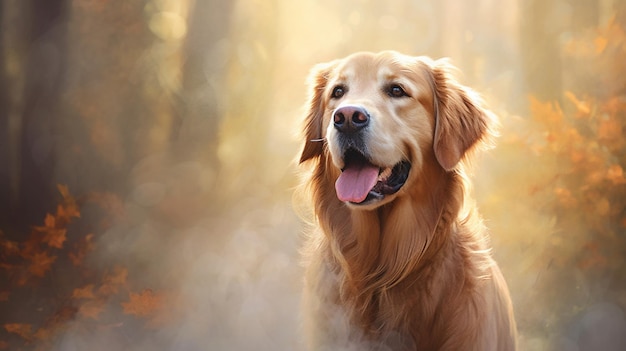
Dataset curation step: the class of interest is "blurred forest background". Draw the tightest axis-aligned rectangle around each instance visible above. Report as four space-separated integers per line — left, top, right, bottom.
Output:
1 0 625 350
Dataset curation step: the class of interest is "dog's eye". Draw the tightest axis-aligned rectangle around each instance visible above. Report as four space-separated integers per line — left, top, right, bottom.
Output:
387 84 408 98
331 86 346 99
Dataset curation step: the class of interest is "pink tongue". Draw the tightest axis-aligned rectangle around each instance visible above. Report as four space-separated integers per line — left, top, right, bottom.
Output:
335 162 380 203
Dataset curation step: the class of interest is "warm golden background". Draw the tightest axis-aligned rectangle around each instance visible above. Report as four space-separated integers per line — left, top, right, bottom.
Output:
1 0 625 350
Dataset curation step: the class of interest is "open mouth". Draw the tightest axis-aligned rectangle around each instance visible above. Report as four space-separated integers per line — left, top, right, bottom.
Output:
335 149 411 205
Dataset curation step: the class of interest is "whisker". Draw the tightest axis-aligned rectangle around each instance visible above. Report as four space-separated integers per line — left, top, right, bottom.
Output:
309 138 326 142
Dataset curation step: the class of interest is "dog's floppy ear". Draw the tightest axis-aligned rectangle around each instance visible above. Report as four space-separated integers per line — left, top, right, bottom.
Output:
429 60 495 171
299 61 336 164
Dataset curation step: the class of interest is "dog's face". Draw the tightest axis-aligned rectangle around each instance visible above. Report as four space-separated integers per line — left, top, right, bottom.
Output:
300 51 493 209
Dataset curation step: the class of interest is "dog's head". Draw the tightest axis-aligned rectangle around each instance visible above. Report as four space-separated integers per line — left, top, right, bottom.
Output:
300 51 495 209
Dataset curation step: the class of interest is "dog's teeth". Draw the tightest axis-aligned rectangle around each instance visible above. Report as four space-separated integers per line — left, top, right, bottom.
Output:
378 167 392 181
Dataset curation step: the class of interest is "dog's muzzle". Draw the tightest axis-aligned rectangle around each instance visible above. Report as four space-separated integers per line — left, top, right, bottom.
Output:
331 105 411 205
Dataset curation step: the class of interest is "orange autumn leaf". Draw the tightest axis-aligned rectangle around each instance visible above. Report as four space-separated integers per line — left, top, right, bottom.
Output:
122 289 164 317
98 266 128 296
57 203 81 222
42 228 67 249
0 238 19 257
565 127 584 145
35 213 56 232
569 149 586 163
607 164 626 185
4 323 32 339
554 187 578 208
19 235 43 260
0 291 9 301
78 300 106 319
34 213 67 249
33 327 54 341
44 213 55 228
49 305 79 325
106 267 128 286
597 118 622 141
69 233 95 266
529 96 563 130
56 184 81 221
564 90 591 116
72 284 96 299
585 170 606 186
603 96 626 116
28 251 57 277
594 35 608 54
0 340 7 350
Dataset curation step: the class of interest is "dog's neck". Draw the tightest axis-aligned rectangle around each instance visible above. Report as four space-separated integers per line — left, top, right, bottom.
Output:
354 162 463 287
313 154 468 329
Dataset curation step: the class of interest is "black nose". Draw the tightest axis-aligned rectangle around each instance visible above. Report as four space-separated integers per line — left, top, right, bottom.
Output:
333 105 370 134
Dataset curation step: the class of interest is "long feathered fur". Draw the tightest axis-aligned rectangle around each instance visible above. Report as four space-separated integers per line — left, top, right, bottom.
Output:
298 51 516 350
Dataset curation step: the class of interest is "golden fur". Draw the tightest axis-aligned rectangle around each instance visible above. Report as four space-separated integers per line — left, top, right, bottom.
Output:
298 51 517 350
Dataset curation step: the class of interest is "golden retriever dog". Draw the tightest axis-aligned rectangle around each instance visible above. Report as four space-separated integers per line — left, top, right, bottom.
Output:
298 51 517 350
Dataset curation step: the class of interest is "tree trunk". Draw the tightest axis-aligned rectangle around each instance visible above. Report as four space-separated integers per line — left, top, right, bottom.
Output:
0 2 10 227
519 0 563 103
11 0 68 234
174 0 235 166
